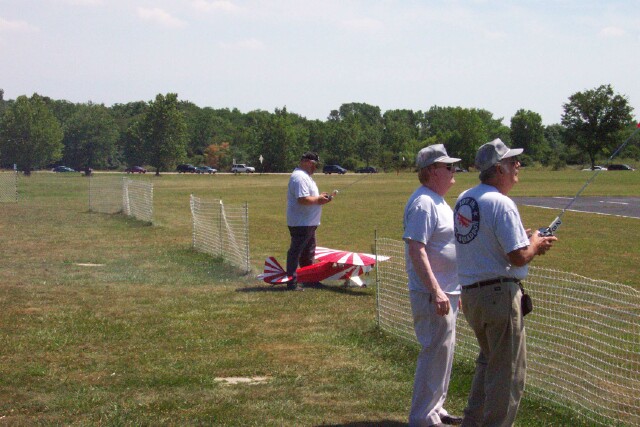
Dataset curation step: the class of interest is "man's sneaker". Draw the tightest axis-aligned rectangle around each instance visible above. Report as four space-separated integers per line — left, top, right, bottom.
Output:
286 282 304 291
301 281 325 289
440 415 463 425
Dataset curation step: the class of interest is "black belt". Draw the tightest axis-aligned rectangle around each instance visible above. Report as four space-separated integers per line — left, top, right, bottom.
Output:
462 277 520 291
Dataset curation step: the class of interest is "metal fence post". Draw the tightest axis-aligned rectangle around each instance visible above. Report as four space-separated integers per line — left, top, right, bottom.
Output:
244 201 250 274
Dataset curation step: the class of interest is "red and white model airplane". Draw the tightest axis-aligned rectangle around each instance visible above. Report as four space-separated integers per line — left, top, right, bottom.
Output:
257 246 390 288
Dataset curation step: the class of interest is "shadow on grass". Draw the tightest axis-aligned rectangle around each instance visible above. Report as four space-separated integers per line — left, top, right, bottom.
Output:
317 421 406 427
235 282 369 296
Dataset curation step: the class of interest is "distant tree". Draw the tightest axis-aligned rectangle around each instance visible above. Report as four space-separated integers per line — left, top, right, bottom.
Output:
0 88 6 116
382 109 422 171
112 101 147 168
510 109 549 164
324 103 383 169
253 107 308 172
63 102 118 170
542 124 570 169
562 84 634 169
44 98 79 127
204 142 231 169
133 93 187 175
0 94 63 175
305 119 328 157
425 106 502 168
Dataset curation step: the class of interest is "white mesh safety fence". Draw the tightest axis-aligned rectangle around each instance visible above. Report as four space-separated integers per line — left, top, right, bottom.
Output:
189 195 250 274
0 171 18 202
375 237 640 427
89 175 123 214
122 178 153 223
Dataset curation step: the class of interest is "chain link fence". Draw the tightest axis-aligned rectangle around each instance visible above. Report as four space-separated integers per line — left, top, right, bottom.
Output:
123 178 153 223
89 175 153 223
190 194 250 274
0 171 18 202
89 174 123 214
375 236 640 427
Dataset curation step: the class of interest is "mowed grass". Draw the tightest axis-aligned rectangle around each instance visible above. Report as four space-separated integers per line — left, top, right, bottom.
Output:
0 170 638 425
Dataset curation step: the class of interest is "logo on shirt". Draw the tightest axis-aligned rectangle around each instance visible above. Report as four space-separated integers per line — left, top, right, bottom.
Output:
454 197 480 244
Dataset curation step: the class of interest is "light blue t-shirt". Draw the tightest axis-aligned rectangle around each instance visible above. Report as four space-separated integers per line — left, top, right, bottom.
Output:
403 186 460 294
287 168 321 226
454 183 530 286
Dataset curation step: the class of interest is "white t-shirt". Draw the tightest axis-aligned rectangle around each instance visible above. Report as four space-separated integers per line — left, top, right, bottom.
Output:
287 168 322 226
403 186 460 294
453 183 530 286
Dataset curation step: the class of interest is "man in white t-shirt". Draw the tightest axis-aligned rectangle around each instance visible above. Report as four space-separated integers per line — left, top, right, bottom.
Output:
454 139 557 427
286 152 332 291
404 144 463 427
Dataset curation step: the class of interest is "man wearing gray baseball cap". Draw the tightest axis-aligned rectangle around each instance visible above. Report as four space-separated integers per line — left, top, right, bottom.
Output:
404 144 463 427
453 138 557 426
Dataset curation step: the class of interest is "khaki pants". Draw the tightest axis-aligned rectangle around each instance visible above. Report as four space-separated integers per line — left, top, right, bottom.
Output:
461 280 526 427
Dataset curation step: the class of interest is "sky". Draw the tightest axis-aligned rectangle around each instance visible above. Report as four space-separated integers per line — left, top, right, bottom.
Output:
1 0 639 125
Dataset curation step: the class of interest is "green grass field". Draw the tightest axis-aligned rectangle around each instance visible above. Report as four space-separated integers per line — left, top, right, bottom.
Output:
0 170 638 425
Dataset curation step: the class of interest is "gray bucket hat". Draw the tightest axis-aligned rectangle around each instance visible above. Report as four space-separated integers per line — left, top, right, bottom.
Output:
475 138 523 172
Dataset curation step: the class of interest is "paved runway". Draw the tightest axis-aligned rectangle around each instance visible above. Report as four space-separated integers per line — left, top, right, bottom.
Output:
511 196 640 219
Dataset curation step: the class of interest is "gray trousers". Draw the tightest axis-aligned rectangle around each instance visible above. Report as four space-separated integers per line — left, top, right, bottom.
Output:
461 280 526 427
286 226 317 283
409 291 459 427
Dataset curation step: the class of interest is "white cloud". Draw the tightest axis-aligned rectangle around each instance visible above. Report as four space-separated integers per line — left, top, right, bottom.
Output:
218 38 264 50
59 0 104 5
483 29 508 40
0 17 38 32
599 26 625 38
191 0 242 13
137 7 186 29
341 17 384 32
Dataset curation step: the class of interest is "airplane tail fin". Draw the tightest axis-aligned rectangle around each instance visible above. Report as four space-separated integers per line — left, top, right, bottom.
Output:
257 257 292 284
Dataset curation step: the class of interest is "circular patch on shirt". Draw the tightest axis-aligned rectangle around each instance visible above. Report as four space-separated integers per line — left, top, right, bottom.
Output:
455 197 480 244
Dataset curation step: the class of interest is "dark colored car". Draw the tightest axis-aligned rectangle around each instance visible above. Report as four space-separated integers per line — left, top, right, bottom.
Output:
52 166 75 172
607 164 635 171
125 166 147 174
176 164 197 173
356 166 378 173
322 164 347 174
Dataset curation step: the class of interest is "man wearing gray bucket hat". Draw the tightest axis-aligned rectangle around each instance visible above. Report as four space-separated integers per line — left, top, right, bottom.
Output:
404 144 463 427
453 138 557 426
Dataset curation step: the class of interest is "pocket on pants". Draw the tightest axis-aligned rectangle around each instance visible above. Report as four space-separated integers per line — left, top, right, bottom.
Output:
481 285 510 323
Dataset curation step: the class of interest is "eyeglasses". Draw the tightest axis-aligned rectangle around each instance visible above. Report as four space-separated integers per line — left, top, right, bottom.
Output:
433 163 455 171
501 157 519 165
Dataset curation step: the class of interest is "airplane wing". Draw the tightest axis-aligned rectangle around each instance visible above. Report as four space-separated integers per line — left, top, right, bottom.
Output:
314 247 390 266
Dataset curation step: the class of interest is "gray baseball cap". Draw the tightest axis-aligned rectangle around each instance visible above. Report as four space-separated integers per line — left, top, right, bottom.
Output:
475 138 523 172
416 144 461 169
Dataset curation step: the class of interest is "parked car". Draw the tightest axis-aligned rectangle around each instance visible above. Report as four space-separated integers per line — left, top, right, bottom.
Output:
322 164 347 174
355 166 378 173
455 167 468 173
176 164 197 173
125 166 147 174
196 166 217 174
231 164 255 173
607 164 635 171
582 166 606 171
52 166 75 172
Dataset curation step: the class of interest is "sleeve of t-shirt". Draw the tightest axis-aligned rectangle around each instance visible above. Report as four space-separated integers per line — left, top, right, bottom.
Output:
402 198 434 245
496 208 530 254
293 175 311 198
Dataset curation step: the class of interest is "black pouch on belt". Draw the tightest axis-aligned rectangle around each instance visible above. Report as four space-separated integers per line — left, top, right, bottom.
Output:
519 282 533 316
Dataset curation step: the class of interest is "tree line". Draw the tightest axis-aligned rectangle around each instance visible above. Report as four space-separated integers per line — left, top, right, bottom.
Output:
0 85 637 176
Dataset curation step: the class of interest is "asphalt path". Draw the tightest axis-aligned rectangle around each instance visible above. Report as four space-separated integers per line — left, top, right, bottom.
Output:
511 196 640 219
